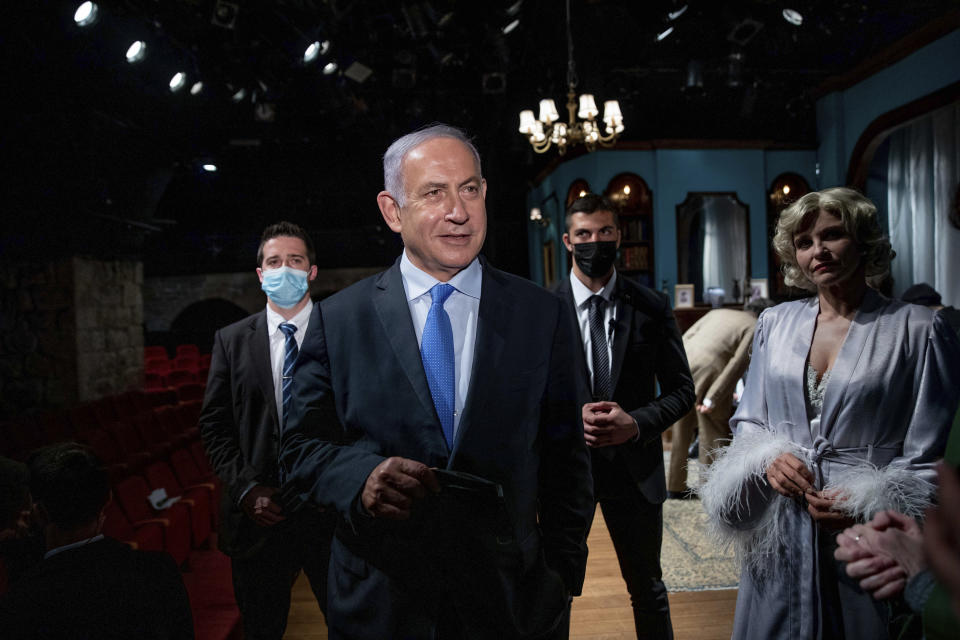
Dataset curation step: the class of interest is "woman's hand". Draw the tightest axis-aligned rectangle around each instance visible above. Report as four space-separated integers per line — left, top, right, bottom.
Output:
806 489 856 530
766 452 815 497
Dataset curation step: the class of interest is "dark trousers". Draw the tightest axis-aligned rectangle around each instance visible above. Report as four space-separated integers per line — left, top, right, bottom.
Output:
231 509 336 640
593 457 673 640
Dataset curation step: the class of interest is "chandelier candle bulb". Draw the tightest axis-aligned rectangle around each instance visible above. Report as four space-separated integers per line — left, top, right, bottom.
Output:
518 110 536 134
539 99 560 124
578 94 599 119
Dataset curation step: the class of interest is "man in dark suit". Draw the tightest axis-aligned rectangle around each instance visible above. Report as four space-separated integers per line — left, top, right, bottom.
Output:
199 221 336 639
554 194 695 639
281 124 594 639
0 443 193 639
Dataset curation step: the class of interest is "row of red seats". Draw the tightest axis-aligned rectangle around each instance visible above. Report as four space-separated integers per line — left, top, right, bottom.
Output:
0 388 241 640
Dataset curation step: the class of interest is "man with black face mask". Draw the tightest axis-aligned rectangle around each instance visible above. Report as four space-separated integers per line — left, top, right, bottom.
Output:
554 194 694 639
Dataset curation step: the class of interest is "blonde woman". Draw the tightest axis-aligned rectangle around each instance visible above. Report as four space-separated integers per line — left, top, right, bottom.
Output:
700 187 960 639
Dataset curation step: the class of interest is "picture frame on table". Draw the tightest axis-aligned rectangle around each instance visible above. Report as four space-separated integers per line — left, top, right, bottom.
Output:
674 284 694 309
749 278 769 301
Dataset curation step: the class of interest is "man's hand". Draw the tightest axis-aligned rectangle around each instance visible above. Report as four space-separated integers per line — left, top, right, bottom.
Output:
805 490 855 531
695 402 715 415
240 485 286 527
361 457 439 520
925 463 960 618
582 401 639 448
765 452 814 497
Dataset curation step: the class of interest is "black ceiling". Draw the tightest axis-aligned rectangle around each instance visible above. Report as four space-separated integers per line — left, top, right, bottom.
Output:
4 1 957 277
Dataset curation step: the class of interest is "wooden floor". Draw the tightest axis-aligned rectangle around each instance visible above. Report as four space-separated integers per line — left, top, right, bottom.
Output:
283 510 736 639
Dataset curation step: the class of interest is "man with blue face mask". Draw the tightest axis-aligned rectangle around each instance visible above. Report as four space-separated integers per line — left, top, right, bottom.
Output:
200 221 335 639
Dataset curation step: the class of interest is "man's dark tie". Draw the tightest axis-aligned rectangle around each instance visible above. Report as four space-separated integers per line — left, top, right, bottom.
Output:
278 323 299 428
421 283 456 449
589 295 611 401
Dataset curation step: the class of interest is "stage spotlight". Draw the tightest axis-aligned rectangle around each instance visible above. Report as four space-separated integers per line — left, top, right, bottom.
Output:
502 19 520 34
320 40 331 55
783 9 803 26
656 26 674 42
231 87 246 102
125 40 147 63
323 61 338 75
304 41 321 63
202 164 218 172
668 5 687 21
190 81 204 95
169 72 187 92
74 2 99 27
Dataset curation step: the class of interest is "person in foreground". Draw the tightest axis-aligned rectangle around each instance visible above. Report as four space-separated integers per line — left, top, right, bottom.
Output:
833 407 960 640
554 194 694 638
699 187 960 639
0 443 193 639
281 124 594 639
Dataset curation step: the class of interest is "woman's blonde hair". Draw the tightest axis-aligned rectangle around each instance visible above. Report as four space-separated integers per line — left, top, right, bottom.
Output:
772 187 894 291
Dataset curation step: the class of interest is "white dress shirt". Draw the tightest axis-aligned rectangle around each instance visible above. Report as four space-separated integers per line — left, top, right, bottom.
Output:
400 251 482 438
568 269 618 390
266 299 313 427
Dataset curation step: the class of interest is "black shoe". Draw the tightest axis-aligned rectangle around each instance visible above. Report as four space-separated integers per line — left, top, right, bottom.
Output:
667 489 699 500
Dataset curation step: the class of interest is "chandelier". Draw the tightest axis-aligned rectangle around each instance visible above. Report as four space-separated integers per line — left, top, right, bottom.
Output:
518 0 624 155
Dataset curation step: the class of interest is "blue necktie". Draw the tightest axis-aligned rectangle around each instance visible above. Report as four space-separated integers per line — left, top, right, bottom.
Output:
278 323 299 429
421 283 456 449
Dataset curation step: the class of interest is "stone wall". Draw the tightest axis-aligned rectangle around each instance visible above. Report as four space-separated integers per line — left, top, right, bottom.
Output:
143 266 382 333
73 257 143 402
0 259 78 418
0 257 143 418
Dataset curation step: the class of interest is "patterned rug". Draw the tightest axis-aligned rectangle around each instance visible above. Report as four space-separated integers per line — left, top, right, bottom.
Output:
661 453 739 592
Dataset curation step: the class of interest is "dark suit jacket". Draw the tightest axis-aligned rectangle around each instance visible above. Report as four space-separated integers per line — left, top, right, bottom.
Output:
554 274 694 504
282 258 594 639
0 537 193 639
199 310 285 556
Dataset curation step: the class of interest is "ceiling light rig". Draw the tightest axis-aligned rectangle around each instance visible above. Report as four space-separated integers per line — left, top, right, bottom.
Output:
74 2 99 27
517 0 624 155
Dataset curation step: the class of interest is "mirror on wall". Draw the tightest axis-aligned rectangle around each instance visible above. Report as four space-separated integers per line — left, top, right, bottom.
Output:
676 192 750 305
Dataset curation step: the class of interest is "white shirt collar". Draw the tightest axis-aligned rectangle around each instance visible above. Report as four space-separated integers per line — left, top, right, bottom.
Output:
569 269 617 309
400 251 483 301
266 298 313 336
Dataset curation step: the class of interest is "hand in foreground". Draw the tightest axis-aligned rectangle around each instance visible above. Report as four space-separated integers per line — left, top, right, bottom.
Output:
765 452 815 497
695 403 715 415
361 457 439 520
582 401 639 448
806 489 856 531
925 463 960 617
240 485 286 527
834 510 924 600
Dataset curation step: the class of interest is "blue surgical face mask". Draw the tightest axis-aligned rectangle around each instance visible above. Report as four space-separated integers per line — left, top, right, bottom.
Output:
260 266 310 308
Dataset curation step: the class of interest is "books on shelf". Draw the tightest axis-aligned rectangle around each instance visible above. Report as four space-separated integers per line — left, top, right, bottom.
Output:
619 245 649 271
620 217 648 242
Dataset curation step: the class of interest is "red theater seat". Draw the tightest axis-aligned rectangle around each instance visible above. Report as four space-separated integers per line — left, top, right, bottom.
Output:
113 474 192 566
144 460 212 548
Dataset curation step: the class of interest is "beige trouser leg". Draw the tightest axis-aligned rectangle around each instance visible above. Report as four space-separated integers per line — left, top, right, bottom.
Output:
697 401 734 466
667 408 698 492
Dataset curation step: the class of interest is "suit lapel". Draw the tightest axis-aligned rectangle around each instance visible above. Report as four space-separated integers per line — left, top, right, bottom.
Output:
250 312 280 432
557 279 592 387
372 262 442 438
449 263 508 463
609 276 633 393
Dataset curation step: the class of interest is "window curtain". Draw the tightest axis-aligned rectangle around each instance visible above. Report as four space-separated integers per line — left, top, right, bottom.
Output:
887 102 960 306
701 196 748 297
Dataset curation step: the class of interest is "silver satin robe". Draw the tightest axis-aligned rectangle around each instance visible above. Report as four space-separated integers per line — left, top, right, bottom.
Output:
715 289 960 639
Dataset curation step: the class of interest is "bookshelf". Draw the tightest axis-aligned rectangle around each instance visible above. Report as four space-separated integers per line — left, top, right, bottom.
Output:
605 173 654 288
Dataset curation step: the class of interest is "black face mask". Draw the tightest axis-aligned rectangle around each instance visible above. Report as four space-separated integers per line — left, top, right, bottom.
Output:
572 241 618 278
